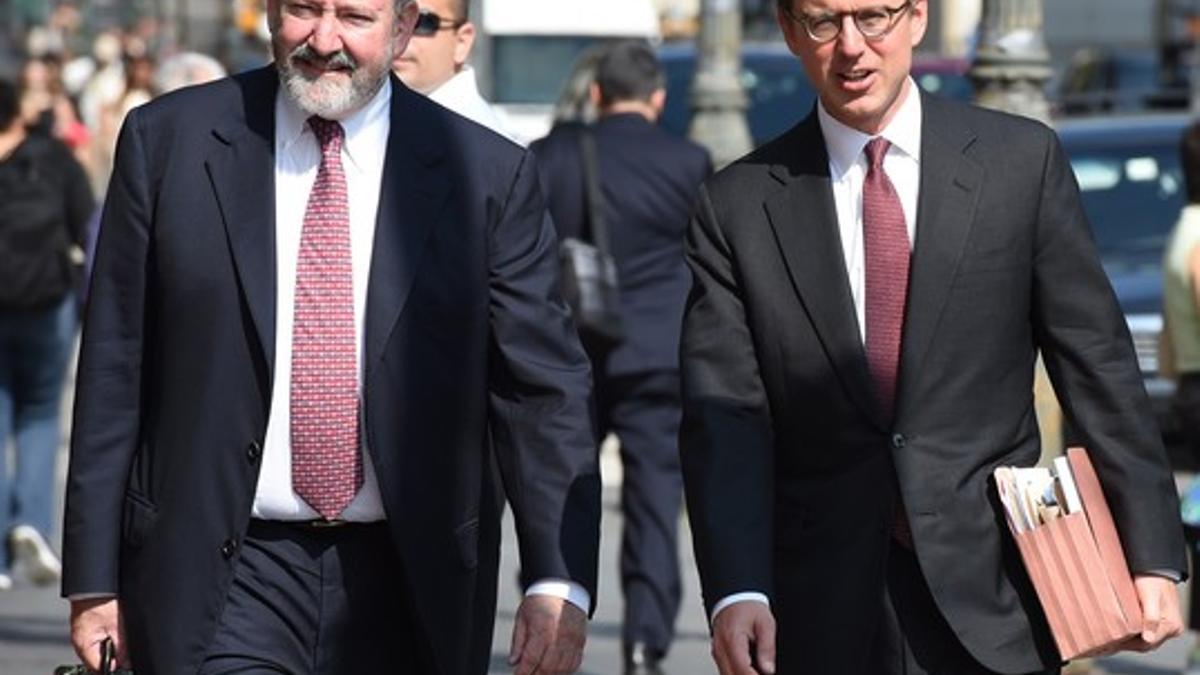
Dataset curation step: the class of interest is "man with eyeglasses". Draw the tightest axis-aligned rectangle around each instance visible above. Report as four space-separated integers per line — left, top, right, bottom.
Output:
62 0 598 673
679 1 1187 674
392 0 514 140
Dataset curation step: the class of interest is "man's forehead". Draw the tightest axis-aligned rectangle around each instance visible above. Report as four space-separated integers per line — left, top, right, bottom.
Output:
282 0 392 12
794 0 910 13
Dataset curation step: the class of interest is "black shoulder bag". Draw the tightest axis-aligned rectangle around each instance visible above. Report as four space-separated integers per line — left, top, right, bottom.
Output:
558 129 625 352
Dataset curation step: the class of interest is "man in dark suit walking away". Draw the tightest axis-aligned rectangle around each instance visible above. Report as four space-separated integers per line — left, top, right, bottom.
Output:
680 1 1187 674
532 40 711 675
62 1 600 673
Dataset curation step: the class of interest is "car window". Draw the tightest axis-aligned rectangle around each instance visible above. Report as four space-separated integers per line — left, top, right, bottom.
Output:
1067 143 1183 269
658 48 815 146
491 36 605 104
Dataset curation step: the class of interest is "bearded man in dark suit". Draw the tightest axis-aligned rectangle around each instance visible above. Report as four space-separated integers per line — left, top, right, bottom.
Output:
63 1 600 673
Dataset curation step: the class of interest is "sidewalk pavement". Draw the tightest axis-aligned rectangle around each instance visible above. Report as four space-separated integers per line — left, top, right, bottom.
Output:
0 434 1194 674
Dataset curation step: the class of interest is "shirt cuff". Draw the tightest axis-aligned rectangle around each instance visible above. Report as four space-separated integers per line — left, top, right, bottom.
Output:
711 592 771 623
525 578 591 613
1141 568 1184 582
68 592 118 602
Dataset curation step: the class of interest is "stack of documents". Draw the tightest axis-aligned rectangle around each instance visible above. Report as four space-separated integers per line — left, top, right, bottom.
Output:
993 447 1142 659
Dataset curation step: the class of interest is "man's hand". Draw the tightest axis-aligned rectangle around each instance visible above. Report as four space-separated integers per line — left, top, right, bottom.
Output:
711 601 776 675
508 594 587 675
1120 574 1184 652
69 597 128 671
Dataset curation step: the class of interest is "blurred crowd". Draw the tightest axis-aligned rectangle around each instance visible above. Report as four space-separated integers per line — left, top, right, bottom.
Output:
0 5 235 593
12 3 232 196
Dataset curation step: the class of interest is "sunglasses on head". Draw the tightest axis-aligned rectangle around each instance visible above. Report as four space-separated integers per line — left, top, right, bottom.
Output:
413 8 464 36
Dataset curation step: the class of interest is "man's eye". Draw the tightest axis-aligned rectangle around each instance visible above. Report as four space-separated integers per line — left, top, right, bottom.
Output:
341 13 374 27
856 9 889 28
288 3 320 18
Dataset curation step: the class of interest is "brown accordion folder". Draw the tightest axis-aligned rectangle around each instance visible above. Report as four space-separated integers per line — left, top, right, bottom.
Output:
993 447 1142 660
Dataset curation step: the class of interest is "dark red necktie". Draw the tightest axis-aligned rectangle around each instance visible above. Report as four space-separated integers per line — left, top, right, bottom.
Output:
862 138 913 547
862 137 909 419
290 116 362 520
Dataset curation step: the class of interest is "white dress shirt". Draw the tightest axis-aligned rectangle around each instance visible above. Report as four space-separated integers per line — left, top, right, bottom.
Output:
711 80 923 621
252 79 390 522
428 65 518 144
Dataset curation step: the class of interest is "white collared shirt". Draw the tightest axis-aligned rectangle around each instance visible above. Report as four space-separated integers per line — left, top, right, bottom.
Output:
251 80 391 522
711 81 923 622
427 66 518 143
819 79 922 342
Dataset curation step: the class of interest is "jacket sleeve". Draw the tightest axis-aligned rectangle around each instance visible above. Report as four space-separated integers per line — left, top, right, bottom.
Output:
61 110 152 596
680 182 777 617
1031 130 1188 578
486 148 602 611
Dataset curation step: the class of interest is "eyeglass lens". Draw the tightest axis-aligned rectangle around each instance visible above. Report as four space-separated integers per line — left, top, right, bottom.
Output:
805 2 908 41
414 10 442 36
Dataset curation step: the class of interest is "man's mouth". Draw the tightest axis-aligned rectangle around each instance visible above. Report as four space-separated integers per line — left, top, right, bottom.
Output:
839 69 873 83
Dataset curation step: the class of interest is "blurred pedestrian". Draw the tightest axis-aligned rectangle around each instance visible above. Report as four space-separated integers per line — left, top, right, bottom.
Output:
680 1 1186 674
392 0 514 139
532 40 712 675
0 77 93 591
1161 119 1200 675
62 0 599 673
152 52 227 96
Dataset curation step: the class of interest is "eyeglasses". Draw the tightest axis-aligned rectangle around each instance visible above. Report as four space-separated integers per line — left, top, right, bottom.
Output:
413 8 464 37
782 1 913 43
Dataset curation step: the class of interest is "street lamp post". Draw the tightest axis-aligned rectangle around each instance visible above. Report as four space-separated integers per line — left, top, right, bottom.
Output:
969 0 1053 124
689 0 753 169
969 0 1060 459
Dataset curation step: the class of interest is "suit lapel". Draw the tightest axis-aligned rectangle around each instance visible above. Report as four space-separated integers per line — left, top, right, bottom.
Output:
764 113 883 428
363 78 450 376
896 94 983 417
206 67 279 371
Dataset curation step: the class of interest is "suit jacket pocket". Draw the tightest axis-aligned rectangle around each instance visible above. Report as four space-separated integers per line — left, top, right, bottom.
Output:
122 490 159 549
454 517 480 570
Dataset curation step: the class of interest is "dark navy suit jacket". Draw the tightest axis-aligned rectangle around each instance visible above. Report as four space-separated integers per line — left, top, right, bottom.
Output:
63 67 600 675
531 114 711 376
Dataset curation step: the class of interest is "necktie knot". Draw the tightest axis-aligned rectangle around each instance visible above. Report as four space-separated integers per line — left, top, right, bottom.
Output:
865 137 891 172
308 116 344 152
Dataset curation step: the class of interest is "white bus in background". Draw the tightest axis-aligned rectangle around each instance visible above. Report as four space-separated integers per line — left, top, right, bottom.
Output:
469 0 662 145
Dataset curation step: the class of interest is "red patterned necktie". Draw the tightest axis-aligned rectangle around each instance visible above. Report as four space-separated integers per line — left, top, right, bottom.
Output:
862 137 909 419
290 116 362 520
862 138 913 548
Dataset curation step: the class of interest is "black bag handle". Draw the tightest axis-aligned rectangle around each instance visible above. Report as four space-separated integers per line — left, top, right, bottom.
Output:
577 129 612 256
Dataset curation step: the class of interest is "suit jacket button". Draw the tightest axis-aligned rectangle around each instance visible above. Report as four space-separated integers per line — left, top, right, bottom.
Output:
246 441 262 463
891 433 906 450
220 539 238 559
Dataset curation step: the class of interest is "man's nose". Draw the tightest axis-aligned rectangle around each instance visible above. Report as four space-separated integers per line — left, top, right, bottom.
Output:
308 13 345 56
834 15 866 57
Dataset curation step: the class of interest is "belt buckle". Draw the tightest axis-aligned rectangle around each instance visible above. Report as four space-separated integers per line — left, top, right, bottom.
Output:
309 518 348 528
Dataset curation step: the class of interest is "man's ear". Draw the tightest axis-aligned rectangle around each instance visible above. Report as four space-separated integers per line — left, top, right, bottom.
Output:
776 2 805 57
589 82 603 110
649 88 666 118
393 0 421 57
454 22 476 69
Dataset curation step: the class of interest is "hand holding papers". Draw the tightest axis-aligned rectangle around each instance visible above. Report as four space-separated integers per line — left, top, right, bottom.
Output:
993 448 1142 660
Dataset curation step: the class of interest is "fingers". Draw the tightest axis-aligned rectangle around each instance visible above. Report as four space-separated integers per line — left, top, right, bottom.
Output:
753 611 777 675
69 598 120 672
1134 575 1184 650
711 602 776 675
508 606 528 666
713 627 757 675
513 630 550 675
511 597 587 675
